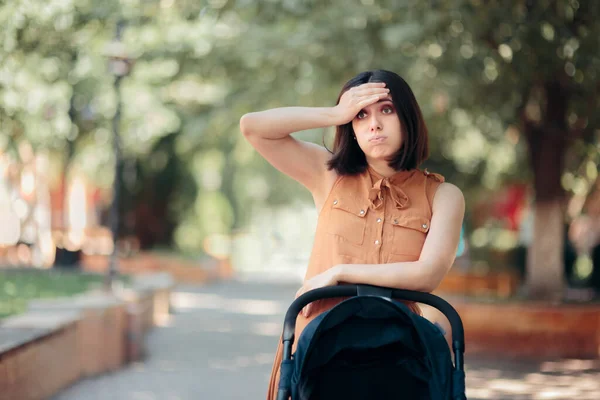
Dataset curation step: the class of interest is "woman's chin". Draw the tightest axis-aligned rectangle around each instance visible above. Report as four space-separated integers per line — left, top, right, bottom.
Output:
367 149 395 160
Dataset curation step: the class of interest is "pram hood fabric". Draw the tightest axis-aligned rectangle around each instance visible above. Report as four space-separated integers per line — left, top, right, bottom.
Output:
278 296 458 400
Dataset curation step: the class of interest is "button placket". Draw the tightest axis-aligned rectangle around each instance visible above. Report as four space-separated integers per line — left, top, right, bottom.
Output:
374 211 384 253
378 192 388 261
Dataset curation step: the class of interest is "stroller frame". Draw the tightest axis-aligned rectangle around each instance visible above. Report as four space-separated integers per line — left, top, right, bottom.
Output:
276 284 466 400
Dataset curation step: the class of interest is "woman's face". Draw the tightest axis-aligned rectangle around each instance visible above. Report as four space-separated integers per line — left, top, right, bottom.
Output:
351 94 403 161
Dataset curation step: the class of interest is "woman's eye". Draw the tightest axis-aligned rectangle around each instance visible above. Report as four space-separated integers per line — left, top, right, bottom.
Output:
357 111 367 119
382 106 394 114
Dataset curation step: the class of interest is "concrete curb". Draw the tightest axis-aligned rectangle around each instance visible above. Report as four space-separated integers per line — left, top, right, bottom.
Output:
0 272 175 400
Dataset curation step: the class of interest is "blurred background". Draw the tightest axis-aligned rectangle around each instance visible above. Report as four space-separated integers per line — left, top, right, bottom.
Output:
1 1 599 399
2 0 599 296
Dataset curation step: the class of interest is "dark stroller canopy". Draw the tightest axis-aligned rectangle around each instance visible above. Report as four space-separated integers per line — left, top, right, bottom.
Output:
279 296 459 400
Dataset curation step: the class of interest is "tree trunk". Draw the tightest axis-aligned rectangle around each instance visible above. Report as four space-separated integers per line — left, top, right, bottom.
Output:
522 80 569 300
526 200 565 299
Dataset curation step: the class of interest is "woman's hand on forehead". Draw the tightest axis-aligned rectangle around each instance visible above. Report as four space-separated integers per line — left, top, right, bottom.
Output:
335 82 389 125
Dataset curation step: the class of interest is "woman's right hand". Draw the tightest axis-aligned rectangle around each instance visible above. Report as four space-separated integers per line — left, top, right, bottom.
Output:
333 82 390 125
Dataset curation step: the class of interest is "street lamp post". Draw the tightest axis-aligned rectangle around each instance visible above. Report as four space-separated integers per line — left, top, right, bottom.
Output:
104 21 134 291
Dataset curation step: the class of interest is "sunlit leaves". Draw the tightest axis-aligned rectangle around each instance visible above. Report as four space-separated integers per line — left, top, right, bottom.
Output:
2 0 598 254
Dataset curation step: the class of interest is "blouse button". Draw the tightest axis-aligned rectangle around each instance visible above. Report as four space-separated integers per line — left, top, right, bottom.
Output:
359 209 365 215
376 218 382 223
422 223 428 229
393 219 399 224
333 200 338 205
374 240 380 245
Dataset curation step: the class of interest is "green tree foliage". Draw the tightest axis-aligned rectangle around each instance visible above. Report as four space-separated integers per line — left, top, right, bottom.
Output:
2 1 599 295
409 0 600 298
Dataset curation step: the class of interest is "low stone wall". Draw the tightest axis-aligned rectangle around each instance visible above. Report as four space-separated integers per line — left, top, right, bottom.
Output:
0 273 175 400
0 314 80 400
422 298 600 360
435 269 520 298
455 301 600 359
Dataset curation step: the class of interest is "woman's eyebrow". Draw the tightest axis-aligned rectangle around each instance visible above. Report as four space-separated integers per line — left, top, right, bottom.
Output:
359 98 393 112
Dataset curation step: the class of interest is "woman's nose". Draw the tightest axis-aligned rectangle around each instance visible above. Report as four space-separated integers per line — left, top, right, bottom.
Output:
369 115 382 131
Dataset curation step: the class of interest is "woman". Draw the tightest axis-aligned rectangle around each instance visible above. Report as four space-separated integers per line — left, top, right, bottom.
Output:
240 69 465 399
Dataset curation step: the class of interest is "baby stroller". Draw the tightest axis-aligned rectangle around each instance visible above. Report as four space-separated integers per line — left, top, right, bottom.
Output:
276 285 466 400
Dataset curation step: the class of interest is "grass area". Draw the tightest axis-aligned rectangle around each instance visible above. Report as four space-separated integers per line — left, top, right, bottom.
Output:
0 268 125 319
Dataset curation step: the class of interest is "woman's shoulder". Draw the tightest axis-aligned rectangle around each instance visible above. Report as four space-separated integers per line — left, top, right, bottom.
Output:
416 168 462 196
419 168 445 183
412 168 463 212
432 181 465 210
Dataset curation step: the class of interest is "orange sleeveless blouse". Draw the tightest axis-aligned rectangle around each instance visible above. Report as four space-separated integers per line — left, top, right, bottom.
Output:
266 167 445 399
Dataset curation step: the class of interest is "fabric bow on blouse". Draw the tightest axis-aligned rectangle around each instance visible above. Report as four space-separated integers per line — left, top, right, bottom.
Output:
367 168 444 211
368 176 410 211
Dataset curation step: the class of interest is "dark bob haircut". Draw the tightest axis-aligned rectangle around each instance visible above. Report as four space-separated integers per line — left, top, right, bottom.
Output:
326 69 429 175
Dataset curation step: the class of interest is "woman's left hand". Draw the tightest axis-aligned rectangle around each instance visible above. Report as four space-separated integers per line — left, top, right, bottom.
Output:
295 266 342 318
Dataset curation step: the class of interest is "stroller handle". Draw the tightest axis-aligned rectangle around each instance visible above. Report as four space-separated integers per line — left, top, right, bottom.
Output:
283 284 464 345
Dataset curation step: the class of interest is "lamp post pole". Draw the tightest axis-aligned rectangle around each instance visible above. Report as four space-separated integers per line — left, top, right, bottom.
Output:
105 21 132 291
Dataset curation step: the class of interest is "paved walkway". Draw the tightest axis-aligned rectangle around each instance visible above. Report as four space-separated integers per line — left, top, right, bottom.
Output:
54 280 600 400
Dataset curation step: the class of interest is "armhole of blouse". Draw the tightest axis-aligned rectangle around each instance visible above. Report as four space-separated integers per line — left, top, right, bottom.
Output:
317 174 345 218
425 178 443 217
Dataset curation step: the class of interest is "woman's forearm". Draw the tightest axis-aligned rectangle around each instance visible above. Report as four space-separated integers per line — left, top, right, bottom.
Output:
334 261 440 293
239 106 342 140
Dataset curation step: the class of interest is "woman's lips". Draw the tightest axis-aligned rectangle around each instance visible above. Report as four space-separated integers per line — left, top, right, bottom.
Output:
369 136 387 143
